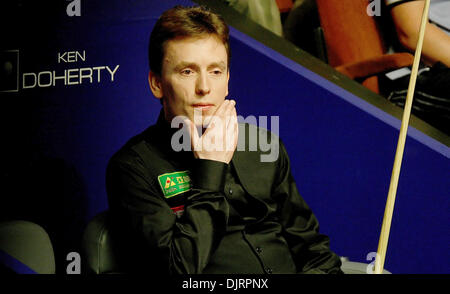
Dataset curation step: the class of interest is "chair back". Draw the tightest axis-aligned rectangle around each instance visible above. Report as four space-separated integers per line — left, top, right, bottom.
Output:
316 0 388 92
0 220 55 274
82 211 121 274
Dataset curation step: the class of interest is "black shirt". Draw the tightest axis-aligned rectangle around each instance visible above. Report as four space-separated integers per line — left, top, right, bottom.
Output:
106 112 343 274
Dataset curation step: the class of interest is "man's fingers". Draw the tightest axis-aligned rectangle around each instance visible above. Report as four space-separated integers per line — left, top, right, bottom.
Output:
225 100 236 128
204 99 233 135
225 104 238 151
228 101 237 125
183 118 199 147
214 99 234 118
189 99 238 163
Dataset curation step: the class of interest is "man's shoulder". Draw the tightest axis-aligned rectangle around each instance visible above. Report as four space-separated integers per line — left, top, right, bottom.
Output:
237 122 280 142
109 125 160 166
236 122 283 164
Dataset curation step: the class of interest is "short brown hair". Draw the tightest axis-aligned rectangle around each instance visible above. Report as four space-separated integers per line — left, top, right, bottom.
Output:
148 5 231 76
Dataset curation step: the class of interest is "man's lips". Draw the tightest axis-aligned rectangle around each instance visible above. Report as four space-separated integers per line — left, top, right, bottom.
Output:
192 104 214 110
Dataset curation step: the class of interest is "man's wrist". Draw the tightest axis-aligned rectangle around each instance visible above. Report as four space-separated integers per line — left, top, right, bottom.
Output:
191 159 228 192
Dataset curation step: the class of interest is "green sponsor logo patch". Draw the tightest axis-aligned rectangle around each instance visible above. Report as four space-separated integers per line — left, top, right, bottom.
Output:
157 171 192 198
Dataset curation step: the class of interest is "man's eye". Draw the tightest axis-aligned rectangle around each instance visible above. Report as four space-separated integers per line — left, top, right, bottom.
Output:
211 70 222 75
181 69 194 75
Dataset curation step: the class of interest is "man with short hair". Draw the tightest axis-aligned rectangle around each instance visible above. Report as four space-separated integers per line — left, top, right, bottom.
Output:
106 5 343 274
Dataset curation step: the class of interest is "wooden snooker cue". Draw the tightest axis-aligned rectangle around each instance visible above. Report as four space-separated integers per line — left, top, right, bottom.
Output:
374 0 431 274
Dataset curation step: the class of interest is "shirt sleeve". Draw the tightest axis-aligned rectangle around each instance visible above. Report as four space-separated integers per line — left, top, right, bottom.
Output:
106 153 230 274
273 140 343 274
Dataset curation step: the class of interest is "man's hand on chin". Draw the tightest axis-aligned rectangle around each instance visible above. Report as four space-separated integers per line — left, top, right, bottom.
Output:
185 99 238 164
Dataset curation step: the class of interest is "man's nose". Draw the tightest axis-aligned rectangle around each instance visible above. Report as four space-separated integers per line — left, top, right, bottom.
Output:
195 73 211 96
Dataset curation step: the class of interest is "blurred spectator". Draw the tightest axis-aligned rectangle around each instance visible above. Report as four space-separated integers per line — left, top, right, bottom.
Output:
283 0 321 57
381 0 450 135
223 0 283 36
387 0 450 67
224 0 449 134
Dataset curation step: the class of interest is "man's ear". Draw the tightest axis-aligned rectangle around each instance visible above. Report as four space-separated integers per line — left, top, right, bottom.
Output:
148 71 163 99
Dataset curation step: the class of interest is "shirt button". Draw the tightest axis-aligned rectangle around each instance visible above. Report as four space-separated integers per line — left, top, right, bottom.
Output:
266 268 273 274
229 189 233 195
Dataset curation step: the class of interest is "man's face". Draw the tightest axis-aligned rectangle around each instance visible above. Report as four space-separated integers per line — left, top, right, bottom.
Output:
150 35 230 125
